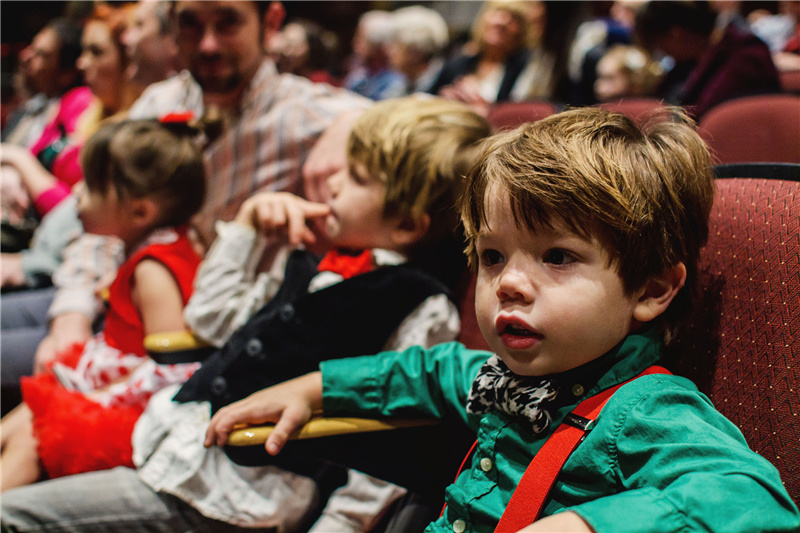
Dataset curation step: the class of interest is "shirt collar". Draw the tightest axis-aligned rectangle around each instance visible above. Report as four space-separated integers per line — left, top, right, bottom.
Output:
550 328 664 405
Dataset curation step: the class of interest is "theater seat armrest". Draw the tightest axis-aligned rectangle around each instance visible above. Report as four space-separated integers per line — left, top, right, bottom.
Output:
144 330 215 364
226 417 439 446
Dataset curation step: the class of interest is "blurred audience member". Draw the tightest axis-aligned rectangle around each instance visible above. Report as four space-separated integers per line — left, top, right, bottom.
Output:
342 10 406 100
594 44 663 102
268 18 339 85
2 18 84 149
709 0 748 33
750 1 800 72
1 0 370 414
385 6 449 95
509 0 557 101
636 0 780 118
1 3 139 223
122 0 180 90
567 0 647 105
1 2 143 409
432 1 534 114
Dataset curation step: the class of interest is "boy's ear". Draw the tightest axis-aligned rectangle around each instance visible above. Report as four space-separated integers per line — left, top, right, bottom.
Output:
391 213 431 248
129 198 161 230
632 262 687 323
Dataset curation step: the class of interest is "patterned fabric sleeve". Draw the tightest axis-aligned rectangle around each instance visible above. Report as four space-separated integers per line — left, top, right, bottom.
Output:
49 232 124 321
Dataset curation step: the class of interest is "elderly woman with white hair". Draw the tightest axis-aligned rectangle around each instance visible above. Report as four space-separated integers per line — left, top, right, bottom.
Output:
342 10 406 100
385 6 450 95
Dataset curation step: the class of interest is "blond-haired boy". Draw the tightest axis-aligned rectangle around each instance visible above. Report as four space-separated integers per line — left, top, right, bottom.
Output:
206 107 800 532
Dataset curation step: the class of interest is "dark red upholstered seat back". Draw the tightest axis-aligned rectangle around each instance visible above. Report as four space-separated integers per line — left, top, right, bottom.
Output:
698 95 800 164
486 101 559 132
669 178 800 503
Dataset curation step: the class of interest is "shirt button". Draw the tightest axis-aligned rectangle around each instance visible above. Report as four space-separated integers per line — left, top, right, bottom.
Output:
453 519 466 533
572 384 585 397
245 338 262 357
479 457 493 472
210 376 227 395
279 304 295 322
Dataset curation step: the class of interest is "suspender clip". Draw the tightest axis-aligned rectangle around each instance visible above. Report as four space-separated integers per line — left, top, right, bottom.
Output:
563 413 594 433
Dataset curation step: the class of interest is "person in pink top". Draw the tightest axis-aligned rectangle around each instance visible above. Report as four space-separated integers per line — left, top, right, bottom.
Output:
1 3 140 219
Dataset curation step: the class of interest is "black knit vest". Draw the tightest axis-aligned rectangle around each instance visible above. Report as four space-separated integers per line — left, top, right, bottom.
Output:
173 250 451 414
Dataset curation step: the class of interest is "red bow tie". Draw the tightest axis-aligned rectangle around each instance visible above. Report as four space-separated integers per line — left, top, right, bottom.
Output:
317 249 374 279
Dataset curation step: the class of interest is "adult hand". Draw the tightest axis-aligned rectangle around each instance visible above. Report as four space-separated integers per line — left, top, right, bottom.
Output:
1 253 25 288
33 312 93 373
233 191 330 247
205 371 323 456
0 164 31 224
438 77 491 117
302 109 365 204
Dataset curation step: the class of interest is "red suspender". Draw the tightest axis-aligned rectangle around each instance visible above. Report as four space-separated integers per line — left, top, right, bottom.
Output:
493 365 671 532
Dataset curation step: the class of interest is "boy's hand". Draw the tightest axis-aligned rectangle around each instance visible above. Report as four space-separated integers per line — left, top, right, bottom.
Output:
205 371 324 456
233 192 330 247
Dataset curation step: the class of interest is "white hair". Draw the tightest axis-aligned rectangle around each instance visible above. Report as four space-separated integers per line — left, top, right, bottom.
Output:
359 10 395 46
389 6 450 58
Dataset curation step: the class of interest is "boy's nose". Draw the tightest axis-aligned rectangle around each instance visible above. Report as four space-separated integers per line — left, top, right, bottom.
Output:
496 265 534 303
326 169 346 197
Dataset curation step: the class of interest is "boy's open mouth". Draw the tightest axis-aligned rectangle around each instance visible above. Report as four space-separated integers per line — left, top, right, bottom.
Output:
503 324 539 337
495 317 543 339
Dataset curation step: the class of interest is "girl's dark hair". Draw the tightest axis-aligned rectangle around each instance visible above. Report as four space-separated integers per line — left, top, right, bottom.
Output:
81 119 207 229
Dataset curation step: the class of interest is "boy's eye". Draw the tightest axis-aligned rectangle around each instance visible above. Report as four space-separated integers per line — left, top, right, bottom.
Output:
479 249 504 267
544 249 576 266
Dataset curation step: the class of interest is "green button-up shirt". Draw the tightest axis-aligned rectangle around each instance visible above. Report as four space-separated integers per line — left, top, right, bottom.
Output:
321 332 800 533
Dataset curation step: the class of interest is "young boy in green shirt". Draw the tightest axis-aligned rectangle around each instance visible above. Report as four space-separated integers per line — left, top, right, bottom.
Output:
205 107 800 532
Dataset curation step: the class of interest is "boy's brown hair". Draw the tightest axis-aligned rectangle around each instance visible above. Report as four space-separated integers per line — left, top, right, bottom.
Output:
348 96 491 252
81 119 207 229
461 107 716 340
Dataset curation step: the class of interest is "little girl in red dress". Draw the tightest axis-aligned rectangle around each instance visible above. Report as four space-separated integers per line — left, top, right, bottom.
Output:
0 118 207 490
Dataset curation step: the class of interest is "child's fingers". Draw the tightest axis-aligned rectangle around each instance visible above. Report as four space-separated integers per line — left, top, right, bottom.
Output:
300 200 331 219
265 404 311 456
285 202 311 246
288 200 329 246
205 400 274 448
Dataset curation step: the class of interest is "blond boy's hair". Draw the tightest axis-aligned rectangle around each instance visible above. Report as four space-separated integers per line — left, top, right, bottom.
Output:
462 107 716 338
348 97 491 251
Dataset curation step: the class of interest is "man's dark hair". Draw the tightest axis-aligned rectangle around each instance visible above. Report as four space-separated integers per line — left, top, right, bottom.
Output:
635 1 717 51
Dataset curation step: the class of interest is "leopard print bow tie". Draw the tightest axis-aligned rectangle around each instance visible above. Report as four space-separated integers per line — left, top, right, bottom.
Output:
466 355 559 434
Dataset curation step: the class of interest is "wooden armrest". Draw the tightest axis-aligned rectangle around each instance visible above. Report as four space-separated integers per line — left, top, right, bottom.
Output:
144 330 215 364
226 417 439 447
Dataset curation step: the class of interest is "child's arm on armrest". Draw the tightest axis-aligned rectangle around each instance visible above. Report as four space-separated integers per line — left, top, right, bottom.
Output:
205 371 323 456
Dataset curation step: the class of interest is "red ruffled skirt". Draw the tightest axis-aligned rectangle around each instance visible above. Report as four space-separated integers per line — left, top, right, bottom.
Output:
20 344 144 479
